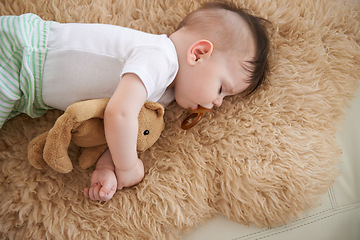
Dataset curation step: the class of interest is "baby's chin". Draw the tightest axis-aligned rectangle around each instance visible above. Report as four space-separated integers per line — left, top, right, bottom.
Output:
174 94 196 110
173 97 187 109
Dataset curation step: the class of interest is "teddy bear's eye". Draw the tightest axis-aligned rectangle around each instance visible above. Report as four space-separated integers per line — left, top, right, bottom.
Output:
143 130 150 135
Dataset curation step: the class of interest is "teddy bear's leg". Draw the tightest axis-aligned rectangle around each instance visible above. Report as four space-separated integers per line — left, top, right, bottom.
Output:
78 144 108 169
28 132 49 170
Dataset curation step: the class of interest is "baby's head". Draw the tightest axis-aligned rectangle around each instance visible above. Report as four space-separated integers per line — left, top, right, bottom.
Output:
170 1 270 110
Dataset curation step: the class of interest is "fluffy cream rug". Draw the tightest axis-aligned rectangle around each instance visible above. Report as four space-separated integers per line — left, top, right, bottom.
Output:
1 0 359 239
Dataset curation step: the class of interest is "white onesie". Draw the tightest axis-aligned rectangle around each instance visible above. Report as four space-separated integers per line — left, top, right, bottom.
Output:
42 22 178 110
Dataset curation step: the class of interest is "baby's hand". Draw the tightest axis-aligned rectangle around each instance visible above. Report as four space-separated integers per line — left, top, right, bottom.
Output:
84 167 117 201
115 158 144 189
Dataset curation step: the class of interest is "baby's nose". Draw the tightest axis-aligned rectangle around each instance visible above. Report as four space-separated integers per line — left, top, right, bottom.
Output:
213 97 223 107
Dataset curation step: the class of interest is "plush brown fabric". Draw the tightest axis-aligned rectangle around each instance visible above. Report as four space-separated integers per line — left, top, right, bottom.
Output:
0 0 359 239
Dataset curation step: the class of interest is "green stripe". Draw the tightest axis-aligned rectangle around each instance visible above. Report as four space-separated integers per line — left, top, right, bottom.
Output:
0 61 19 86
0 51 22 82
0 20 12 62
0 71 20 97
0 101 14 109
0 14 52 125
0 107 13 114
7 17 20 50
0 95 16 105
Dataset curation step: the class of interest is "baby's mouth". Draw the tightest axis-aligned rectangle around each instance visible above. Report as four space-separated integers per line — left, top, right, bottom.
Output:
191 105 200 111
189 106 211 114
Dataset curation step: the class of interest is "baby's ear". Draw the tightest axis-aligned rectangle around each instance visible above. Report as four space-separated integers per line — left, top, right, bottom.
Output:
144 101 164 118
187 40 213 65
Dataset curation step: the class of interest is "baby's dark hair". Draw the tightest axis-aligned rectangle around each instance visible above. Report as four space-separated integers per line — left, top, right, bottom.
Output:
177 1 270 96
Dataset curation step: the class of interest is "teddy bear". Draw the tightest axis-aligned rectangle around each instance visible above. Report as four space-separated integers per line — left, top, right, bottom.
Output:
27 98 165 173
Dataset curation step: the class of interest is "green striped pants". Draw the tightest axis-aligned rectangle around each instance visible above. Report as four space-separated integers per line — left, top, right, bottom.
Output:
0 13 52 128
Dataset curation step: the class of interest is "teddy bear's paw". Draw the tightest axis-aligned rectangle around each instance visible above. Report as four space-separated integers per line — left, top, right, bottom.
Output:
28 132 49 170
44 156 74 173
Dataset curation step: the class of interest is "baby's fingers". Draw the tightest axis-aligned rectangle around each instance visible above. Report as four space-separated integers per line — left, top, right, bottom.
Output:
99 180 116 201
84 187 90 198
87 183 101 201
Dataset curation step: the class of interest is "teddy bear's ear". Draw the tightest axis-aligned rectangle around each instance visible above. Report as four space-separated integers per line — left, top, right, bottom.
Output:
144 101 164 118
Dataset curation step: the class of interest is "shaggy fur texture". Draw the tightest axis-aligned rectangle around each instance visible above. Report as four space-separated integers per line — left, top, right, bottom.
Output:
1 0 359 239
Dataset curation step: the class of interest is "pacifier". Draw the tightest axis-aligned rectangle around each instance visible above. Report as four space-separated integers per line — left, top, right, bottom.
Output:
181 107 211 130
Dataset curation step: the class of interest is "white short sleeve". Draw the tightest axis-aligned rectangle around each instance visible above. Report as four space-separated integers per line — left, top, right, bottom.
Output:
121 44 178 103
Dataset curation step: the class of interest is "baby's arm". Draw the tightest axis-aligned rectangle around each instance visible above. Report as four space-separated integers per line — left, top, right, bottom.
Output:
104 73 147 189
